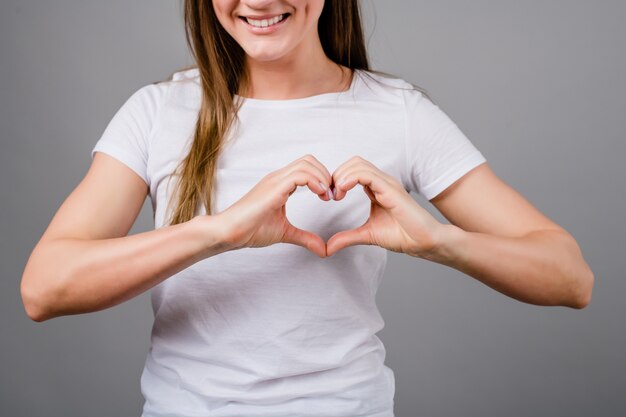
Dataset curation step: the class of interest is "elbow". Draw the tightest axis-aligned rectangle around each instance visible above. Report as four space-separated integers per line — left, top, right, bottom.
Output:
20 243 73 322
21 278 50 322
570 269 595 310
558 233 595 310
20 269 62 322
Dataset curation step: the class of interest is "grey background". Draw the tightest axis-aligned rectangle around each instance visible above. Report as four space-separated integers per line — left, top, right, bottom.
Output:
1 0 624 416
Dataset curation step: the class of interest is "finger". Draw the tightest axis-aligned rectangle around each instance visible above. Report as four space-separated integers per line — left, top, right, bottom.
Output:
331 155 390 187
332 157 401 200
281 222 327 258
329 156 364 191
279 168 332 201
298 155 333 189
331 158 376 201
363 185 376 202
283 165 333 201
326 224 372 257
332 167 393 203
286 156 333 200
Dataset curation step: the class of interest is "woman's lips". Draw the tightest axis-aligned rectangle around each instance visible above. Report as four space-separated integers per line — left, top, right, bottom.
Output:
239 13 290 34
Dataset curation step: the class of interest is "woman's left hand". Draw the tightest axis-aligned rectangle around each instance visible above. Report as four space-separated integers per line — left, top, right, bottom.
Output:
326 156 446 258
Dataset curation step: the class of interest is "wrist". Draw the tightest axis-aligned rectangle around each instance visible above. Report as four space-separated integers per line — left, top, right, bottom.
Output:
191 214 240 258
417 223 466 265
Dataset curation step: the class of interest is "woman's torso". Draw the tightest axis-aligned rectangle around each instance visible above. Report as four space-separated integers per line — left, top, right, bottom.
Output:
139 68 413 417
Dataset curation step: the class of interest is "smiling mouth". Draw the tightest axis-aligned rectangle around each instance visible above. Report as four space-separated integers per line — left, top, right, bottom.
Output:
239 13 291 28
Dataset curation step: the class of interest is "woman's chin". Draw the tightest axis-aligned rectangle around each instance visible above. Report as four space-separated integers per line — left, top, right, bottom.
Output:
243 49 291 64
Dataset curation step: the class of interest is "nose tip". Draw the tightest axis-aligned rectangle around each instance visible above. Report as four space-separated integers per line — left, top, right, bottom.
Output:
242 0 282 11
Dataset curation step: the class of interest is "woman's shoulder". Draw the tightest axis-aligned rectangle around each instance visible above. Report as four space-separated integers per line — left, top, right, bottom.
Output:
355 68 428 105
141 66 201 95
168 66 201 83
358 69 411 87
134 67 202 109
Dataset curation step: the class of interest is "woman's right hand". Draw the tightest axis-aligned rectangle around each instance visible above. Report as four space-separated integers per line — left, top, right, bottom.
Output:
216 155 334 258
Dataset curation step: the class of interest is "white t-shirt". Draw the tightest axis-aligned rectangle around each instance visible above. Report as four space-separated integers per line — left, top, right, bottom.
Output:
91 67 486 417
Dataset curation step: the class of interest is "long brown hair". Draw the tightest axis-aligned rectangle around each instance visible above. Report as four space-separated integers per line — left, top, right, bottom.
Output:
165 0 431 225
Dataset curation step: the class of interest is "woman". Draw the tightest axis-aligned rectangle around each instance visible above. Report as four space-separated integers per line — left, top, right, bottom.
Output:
20 1 595 416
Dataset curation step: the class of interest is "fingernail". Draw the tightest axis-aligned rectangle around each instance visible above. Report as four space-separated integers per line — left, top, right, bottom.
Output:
319 181 327 191
327 188 334 200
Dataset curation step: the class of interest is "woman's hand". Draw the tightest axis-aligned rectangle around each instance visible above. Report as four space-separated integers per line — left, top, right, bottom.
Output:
217 155 334 258
327 156 445 258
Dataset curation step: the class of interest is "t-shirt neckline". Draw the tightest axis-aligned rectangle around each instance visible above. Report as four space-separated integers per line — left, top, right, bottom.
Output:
233 69 361 107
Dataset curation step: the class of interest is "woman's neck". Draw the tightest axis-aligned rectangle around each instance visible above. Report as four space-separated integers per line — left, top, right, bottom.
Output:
240 35 352 100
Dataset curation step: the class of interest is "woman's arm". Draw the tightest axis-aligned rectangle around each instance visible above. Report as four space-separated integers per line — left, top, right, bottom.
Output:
21 153 237 322
422 226 594 309
326 157 594 309
22 153 334 322
21 214 233 322
422 163 594 309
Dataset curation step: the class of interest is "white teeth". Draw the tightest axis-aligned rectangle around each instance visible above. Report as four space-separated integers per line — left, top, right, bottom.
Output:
245 14 285 28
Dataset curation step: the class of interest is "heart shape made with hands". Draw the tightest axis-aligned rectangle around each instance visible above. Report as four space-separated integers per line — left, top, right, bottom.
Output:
282 163 441 259
213 157 441 259
284 179 373 257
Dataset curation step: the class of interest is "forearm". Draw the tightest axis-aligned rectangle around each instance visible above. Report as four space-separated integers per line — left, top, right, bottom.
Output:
420 225 595 309
21 215 233 321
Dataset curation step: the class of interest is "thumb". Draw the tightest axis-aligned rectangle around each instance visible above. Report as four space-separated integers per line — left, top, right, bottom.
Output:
281 222 327 258
326 224 372 257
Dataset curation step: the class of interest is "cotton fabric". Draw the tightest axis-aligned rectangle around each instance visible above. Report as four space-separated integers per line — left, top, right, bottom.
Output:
91 67 487 417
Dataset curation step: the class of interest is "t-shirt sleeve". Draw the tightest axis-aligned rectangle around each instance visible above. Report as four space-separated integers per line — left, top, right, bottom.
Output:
90 83 163 186
403 88 487 200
